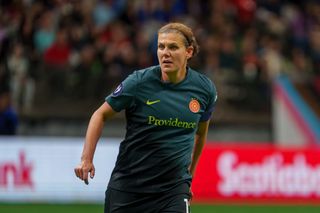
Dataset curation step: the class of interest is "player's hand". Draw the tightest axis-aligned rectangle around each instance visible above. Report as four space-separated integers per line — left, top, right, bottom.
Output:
74 160 95 185
189 188 194 201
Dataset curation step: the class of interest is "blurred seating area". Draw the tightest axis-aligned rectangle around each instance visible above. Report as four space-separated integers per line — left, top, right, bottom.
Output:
0 0 319 134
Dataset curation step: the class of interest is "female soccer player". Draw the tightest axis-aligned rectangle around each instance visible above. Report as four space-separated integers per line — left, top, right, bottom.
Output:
75 22 217 213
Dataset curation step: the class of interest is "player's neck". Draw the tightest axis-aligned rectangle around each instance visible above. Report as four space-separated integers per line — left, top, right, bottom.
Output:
161 68 187 84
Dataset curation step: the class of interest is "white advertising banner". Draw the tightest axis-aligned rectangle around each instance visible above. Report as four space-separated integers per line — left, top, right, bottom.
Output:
0 137 120 203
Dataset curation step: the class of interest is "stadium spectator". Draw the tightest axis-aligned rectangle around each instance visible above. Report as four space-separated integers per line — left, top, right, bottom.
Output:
43 28 71 97
72 44 103 99
92 0 116 30
75 22 217 212
0 63 10 94
286 47 313 84
0 90 18 135
33 10 56 53
259 35 285 80
44 28 71 66
7 42 35 112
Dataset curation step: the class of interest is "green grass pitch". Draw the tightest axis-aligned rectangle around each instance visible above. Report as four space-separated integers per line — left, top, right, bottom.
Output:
1 203 320 213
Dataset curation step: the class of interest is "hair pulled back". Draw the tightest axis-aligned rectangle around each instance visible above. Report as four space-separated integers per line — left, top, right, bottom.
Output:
158 22 200 57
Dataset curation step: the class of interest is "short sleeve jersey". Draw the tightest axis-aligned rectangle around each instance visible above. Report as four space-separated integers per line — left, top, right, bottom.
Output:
106 65 217 193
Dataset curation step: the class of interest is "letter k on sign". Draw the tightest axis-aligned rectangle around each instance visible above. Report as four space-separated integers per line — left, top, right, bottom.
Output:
146 100 161 105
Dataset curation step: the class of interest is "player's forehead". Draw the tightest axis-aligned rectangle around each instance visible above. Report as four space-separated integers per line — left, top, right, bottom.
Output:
157 32 185 46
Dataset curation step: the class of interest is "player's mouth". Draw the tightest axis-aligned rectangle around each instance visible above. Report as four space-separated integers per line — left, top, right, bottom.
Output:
162 59 173 65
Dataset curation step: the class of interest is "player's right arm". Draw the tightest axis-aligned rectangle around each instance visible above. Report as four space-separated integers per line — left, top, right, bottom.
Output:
74 102 116 185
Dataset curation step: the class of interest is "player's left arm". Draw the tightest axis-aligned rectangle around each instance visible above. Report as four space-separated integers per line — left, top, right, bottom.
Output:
190 120 210 176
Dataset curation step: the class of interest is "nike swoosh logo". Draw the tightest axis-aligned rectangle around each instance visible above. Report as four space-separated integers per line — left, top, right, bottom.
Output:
146 100 161 105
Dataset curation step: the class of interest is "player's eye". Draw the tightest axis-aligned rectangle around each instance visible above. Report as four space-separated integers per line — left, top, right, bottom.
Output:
158 44 165 50
169 45 178 50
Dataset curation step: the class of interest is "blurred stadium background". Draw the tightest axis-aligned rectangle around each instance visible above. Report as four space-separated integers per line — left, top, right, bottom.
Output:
0 0 320 212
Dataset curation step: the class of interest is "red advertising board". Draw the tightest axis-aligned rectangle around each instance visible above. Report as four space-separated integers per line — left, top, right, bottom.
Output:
192 143 320 204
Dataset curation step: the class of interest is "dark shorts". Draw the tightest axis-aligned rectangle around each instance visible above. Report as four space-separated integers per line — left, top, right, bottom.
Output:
104 183 191 213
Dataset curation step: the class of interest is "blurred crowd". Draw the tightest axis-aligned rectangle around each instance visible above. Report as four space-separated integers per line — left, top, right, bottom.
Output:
1 0 320 134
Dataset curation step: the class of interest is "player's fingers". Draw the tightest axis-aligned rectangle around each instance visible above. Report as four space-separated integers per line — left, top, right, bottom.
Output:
82 168 89 184
189 189 194 201
74 167 81 178
74 168 78 177
77 167 84 180
84 179 89 185
90 167 95 179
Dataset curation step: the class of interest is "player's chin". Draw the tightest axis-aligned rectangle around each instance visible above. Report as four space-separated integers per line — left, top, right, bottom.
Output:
160 64 175 73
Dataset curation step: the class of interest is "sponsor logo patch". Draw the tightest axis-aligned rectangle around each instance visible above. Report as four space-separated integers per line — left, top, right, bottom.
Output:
189 99 200 113
112 83 123 96
146 99 161 105
147 116 196 129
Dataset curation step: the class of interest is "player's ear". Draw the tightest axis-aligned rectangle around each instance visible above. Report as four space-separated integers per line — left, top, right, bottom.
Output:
186 46 194 60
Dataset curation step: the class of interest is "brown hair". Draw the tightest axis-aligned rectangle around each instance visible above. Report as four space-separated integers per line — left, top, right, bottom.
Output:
158 22 200 57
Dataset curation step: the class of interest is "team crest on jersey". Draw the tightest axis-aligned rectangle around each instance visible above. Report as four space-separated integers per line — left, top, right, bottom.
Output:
189 99 200 113
112 83 123 97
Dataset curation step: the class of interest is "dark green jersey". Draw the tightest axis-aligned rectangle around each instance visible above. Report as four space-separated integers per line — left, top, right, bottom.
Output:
105 65 217 193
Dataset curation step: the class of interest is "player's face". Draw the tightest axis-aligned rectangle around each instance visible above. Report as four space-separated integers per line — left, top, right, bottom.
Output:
157 32 193 76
